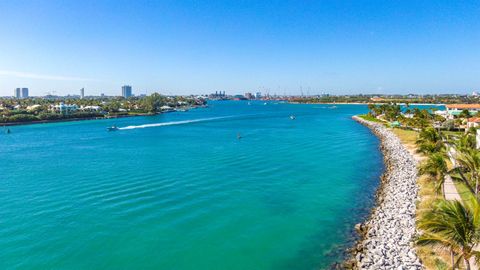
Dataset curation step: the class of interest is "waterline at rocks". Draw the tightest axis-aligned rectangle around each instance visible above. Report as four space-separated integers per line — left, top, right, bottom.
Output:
348 116 423 269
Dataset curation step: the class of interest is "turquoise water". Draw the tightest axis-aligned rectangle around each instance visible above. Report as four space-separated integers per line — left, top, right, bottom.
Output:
0 101 383 270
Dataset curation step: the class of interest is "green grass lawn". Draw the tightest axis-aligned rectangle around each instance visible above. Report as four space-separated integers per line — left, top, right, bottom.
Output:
358 114 383 123
391 128 418 145
453 180 476 202
442 130 464 138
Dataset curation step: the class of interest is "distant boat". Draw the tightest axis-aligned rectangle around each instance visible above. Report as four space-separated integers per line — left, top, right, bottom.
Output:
263 102 267 105
290 115 296 120
107 126 119 131
247 102 251 105
328 106 337 109
237 132 242 139
6 128 11 134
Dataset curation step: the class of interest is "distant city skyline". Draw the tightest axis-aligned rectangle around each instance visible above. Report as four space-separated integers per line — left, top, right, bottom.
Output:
0 1 479 96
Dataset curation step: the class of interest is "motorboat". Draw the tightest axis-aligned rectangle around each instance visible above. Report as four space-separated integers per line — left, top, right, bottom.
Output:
107 126 119 131
290 115 296 120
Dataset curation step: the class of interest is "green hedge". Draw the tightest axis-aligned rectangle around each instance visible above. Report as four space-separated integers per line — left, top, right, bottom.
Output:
2 114 39 122
0 112 104 123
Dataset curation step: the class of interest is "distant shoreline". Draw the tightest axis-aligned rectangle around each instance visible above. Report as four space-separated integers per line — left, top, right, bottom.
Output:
1 113 154 127
1 104 209 128
289 102 445 106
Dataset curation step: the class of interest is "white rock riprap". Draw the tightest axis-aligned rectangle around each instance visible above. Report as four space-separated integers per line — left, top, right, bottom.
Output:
350 116 423 269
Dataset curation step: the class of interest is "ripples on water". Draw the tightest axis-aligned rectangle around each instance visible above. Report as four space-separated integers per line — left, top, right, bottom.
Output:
0 101 383 269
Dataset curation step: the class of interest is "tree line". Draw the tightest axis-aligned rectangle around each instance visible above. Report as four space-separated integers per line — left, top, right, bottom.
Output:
0 93 206 123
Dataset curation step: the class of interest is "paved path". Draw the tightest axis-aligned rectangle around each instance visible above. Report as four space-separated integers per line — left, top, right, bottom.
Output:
444 145 462 202
444 175 462 201
407 141 476 269
444 145 478 270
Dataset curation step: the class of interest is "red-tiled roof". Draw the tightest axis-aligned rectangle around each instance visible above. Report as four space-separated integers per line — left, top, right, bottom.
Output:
468 117 480 123
446 104 480 109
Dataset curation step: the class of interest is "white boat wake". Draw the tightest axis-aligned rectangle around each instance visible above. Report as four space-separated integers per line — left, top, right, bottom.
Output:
118 116 232 130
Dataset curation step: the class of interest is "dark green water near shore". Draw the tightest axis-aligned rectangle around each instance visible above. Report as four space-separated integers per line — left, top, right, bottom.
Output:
0 101 383 269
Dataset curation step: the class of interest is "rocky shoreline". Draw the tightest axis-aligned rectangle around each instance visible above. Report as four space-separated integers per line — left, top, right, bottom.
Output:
346 116 422 269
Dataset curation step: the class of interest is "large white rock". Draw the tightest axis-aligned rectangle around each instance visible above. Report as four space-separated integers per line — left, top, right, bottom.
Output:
350 116 423 269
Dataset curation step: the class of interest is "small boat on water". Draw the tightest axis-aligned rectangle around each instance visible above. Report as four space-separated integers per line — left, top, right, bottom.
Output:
328 106 337 109
237 132 242 139
263 102 267 105
107 126 119 131
290 115 296 120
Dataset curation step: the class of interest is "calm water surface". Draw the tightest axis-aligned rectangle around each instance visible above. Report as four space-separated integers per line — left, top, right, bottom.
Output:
0 101 384 269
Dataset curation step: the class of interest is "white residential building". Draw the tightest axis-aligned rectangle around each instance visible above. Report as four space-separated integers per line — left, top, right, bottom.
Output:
80 105 101 111
434 110 451 119
26 105 42 111
467 118 480 129
52 103 78 114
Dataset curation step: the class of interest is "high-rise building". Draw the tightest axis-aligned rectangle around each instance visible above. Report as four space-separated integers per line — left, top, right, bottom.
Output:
14 88 28 98
80 88 85 99
21 88 29 98
122 85 132 98
14 88 21 98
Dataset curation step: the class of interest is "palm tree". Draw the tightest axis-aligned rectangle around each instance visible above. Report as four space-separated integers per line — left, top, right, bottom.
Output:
455 134 476 152
417 199 480 270
367 104 376 117
460 109 472 119
457 149 480 196
420 153 448 195
416 127 444 154
417 127 442 145
417 141 445 155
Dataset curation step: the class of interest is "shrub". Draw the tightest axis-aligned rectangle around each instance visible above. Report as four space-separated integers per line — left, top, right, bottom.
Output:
7 114 39 122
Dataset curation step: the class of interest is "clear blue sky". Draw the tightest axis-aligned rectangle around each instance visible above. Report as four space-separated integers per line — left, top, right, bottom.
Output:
0 0 479 96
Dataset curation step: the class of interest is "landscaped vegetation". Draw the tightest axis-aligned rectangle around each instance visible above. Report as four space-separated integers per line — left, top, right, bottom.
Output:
0 93 206 124
366 103 480 269
417 199 480 270
358 114 384 123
